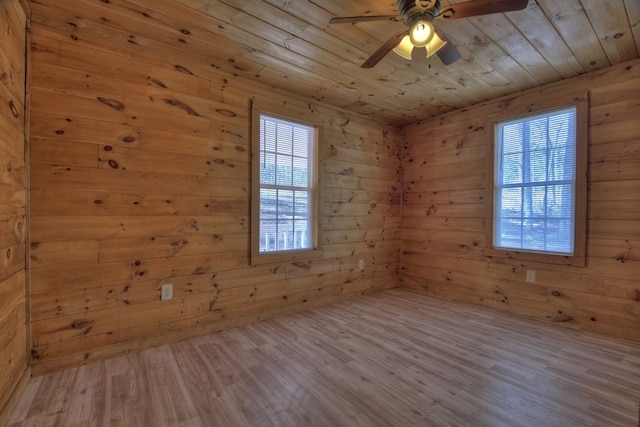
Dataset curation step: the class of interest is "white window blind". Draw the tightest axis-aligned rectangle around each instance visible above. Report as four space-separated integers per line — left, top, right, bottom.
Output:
259 114 314 253
494 106 577 254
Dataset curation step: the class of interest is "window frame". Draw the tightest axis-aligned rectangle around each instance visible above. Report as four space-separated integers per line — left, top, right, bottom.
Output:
250 100 322 265
485 92 589 266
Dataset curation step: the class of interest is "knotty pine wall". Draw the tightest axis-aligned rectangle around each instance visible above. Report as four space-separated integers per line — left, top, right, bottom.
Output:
0 0 29 424
28 0 401 374
402 59 640 341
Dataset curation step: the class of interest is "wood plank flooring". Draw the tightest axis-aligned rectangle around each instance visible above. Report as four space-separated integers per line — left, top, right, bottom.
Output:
8 289 640 426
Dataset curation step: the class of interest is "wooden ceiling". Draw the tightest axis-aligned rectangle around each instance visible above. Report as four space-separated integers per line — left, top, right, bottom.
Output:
171 0 639 127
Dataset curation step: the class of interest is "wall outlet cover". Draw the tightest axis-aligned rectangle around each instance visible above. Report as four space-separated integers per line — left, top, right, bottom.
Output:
161 284 173 300
526 270 536 283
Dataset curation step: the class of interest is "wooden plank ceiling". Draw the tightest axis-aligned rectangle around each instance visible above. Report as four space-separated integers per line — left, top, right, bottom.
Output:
165 0 640 127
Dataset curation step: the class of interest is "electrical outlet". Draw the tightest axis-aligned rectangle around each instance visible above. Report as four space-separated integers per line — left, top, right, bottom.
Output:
526 270 536 283
358 259 365 270
161 283 173 301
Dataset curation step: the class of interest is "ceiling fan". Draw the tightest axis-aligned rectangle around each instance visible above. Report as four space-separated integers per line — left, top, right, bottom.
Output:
329 0 529 68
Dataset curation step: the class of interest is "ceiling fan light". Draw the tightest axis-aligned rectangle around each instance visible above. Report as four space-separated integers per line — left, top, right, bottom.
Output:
393 35 414 60
409 20 434 48
425 32 447 58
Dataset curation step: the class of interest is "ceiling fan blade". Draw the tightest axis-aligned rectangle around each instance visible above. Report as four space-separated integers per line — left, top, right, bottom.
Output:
329 15 402 24
434 28 462 65
438 0 528 20
362 30 408 68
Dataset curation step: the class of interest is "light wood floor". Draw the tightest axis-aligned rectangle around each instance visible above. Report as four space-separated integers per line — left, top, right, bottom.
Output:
9 289 640 426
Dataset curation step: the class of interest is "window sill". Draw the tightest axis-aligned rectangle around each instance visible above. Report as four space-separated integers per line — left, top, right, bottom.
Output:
250 248 323 266
484 246 586 267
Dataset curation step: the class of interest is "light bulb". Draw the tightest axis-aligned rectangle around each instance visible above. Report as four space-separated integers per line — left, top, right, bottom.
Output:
409 20 434 48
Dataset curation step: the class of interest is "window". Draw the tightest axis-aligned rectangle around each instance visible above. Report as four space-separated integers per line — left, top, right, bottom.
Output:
486 94 588 266
251 102 321 264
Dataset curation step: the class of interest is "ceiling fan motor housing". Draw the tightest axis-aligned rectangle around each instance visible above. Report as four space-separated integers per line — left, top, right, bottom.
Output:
398 0 440 24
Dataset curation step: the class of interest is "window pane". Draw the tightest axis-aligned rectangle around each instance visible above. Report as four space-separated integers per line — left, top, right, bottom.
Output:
277 190 293 220
293 128 309 157
293 156 308 187
260 188 277 220
527 149 547 184
262 120 276 153
496 218 522 248
260 152 275 185
501 153 522 185
546 184 572 218
276 154 292 186
277 124 293 155
523 186 546 219
545 219 574 253
293 220 310 250
549 147 574 180
502 123 522 154
294 191 309 220
259 188 277 253
499 187 521 218
522 219 544 251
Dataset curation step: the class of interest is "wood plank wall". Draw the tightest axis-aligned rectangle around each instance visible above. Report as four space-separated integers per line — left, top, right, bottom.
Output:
27 0 402 374
402 59 640 342
0 0 29 424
